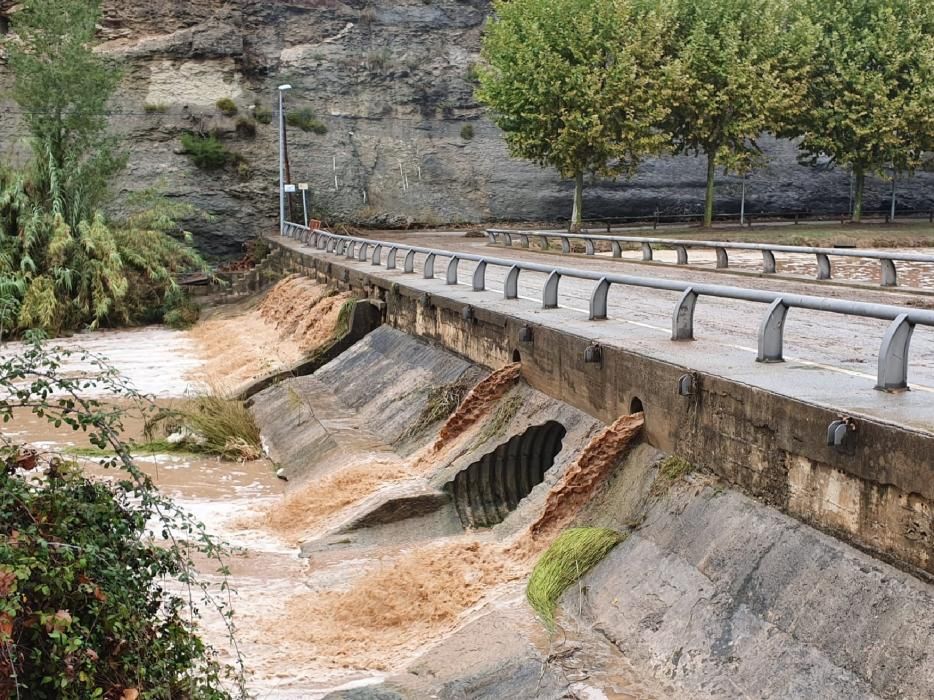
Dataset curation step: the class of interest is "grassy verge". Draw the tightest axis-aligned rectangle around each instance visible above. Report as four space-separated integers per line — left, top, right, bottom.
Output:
527 527 626 630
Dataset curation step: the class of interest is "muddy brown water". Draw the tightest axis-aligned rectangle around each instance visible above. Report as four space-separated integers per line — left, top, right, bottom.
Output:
3 327 663 699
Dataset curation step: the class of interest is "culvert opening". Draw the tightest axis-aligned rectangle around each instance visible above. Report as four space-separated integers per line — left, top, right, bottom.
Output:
629 396 644 414
512 349 521 363
449 420 567 528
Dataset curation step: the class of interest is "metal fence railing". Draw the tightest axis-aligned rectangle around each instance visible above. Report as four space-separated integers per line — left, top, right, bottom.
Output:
573 208 934 231
282 222 934 393
485 228 934 290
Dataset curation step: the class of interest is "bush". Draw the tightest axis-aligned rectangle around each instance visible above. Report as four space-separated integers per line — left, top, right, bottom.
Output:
163 291 201 329
526 527 625 630
254 103 272 124
460 124 475 140
215 97 238 117
180 132 232 170
286 108 328 134
235 117 257 138
167 388 262 460
0 341 244 698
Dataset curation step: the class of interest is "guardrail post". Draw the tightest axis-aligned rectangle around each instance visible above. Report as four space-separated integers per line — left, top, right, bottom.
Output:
487 231 497 243
371 244 382 266
358 243 369 262
446 257 459 284
757 299 788 362
585 239 596 256
317 235 327 250
520 234 530 248
675 245 688 265
642 243 653 261
876 314 915 392
880 259 898 287
472 261 487 291
561 237 571 254
671 288 698 341
611 241 622 258
816 253 832 280
715 247 729 269
504 265 520 299
543 271 561 309
503 233 513 247
538 235 550 250
589 278 610 320
762 249 777 274
404 250 416 273
387 247 398 269
424 253 436 279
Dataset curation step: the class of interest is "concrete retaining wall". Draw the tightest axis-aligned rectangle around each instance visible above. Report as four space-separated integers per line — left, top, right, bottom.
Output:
267 240 934 578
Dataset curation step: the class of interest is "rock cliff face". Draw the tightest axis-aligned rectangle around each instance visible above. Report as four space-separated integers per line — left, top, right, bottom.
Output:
1 0 932 257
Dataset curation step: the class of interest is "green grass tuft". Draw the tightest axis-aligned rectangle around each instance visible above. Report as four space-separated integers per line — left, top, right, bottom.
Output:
402 375 475 440
474 393 523 446
527 527 626 630
651 455 694 496
178 392 262 460
216 97 238 117
286 108 328 134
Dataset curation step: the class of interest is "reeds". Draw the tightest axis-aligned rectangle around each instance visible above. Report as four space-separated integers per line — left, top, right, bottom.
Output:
526 527 625 630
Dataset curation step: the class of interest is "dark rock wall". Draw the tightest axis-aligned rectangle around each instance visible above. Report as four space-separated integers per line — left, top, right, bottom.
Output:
1 0 932 257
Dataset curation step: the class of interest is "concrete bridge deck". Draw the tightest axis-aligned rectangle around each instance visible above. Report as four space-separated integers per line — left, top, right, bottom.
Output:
277 232 934 435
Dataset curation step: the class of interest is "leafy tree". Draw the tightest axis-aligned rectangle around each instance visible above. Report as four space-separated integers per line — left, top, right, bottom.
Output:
0 340 246 698
664 0 815 226
476 0 675 230
0 0 210 336
6 0 124 229
796 0 934 222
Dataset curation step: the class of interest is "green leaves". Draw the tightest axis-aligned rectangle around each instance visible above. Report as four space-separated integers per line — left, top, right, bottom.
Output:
477 0 675 224
0 341 245 698
795 0 934 219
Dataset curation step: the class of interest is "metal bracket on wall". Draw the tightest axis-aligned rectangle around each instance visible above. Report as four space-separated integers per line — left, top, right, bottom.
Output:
826 415 858 453
677 373 696 397
583 343 602 365
517 325 533 344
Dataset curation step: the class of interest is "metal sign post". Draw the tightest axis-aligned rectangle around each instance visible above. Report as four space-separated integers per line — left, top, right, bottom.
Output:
299 183 309 228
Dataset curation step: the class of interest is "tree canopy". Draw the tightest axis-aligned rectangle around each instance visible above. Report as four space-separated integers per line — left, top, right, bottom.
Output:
796 0 934 221
663 0 816 225
0 0 206 337
477 0 676 228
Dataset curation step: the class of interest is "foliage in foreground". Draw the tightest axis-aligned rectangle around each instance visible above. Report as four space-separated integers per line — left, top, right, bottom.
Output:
0 340 245 699
526 527 625 630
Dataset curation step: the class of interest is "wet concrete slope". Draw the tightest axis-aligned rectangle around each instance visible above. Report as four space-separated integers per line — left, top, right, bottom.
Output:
566 479 934 699
251 325 486 482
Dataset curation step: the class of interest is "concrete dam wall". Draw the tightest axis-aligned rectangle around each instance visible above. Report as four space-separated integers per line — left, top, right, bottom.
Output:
248 308 934 698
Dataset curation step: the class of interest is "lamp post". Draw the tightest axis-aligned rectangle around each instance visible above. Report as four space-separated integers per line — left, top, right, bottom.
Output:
277 84 292 235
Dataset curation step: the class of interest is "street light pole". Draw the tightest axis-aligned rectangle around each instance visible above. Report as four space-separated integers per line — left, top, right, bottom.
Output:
277 84 292 235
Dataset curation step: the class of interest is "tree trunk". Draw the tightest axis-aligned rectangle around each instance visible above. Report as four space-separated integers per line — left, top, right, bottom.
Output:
570 171 584 232
704 151 716 227
852 167 865 223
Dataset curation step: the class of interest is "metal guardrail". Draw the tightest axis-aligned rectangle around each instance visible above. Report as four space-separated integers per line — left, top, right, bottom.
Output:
573 208 934 231
486 228 934 290
283 222 934 393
